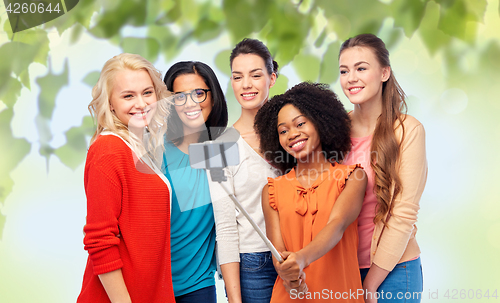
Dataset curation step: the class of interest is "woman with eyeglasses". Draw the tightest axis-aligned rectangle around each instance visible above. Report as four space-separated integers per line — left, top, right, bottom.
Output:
162 61 228 303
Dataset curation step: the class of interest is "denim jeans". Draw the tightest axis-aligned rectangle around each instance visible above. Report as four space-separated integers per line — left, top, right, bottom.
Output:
239 252 278 303
175 285 216 303
360 257 423 303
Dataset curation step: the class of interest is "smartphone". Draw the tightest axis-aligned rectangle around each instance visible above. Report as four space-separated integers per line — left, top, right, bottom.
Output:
188 141 239 170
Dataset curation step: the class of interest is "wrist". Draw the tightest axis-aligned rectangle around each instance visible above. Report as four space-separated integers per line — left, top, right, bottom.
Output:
227 297 242 303
363 278 381 292
363 263 389 291
225 286 242 303
363 283 377 291
295 250 309 269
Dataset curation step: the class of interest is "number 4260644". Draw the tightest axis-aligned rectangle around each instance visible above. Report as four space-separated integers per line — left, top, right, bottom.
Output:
443 289 498 300
6 2 61 14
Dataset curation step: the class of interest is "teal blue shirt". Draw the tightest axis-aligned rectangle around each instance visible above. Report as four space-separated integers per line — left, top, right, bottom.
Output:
163 141 216 296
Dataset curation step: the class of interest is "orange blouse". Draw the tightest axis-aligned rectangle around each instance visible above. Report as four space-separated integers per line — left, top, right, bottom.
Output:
268 163 364 302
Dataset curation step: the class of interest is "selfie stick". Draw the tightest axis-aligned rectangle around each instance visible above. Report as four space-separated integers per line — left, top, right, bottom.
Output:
216 181 284 263
203 144 284 263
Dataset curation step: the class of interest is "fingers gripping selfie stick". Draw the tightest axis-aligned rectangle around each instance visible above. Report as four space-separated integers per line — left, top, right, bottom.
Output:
188 141 284 263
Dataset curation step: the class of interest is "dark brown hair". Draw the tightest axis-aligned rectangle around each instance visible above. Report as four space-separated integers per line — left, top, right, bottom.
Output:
230 38 279 76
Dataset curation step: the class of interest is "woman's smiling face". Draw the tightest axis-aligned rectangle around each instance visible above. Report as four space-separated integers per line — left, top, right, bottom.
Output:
109 69 157 129
230 53 276 110
339 46 390 107
277 104 322 161
172 73 213 133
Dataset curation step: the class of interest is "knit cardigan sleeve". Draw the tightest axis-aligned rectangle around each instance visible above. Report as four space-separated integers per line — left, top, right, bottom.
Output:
83 137 125 275
373 116 428 271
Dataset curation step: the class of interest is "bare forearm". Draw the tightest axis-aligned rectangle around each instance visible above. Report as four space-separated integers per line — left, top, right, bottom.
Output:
276 169 366 282
363 263 390 291
98 269 131 303
276 218 352 283
297 221 345 267
298 168 366 268
221 262 242 303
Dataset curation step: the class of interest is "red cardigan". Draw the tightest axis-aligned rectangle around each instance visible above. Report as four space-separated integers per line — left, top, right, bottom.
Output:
77 134 175 303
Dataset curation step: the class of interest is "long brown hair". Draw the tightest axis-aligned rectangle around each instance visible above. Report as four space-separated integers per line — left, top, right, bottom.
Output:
339 34 407 225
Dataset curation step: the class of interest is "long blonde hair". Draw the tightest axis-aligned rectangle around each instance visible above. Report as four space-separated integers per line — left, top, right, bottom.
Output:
88 53 172 164
340 34 407 226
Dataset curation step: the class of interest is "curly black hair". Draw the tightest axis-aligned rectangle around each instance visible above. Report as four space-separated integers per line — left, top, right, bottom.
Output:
254 82 351 173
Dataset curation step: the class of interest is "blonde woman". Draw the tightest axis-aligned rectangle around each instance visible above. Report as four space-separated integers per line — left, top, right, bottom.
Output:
77 53 175 303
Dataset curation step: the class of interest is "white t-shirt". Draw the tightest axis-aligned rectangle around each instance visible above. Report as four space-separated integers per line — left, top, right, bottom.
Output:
207 127 281 265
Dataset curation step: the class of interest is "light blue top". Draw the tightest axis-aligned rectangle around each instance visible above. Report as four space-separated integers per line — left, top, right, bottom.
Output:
163 141 216 296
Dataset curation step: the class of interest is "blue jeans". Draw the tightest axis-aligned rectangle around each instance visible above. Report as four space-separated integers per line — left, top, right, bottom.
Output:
175 285 216 303
360 257 423 303
240 252 277 303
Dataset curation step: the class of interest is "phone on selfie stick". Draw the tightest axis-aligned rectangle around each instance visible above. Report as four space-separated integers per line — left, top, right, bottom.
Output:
188 140 284 263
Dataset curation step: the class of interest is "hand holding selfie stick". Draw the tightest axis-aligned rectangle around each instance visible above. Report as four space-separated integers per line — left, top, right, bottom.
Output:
189 141 284 263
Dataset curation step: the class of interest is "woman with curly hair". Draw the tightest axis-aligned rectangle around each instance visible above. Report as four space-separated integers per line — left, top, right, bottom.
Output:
77 53 175 303
254 82 367 302
208 38 280 303
339 33 427 303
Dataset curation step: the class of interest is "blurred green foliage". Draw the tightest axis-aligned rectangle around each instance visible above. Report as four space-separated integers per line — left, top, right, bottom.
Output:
0 109 31 228
35 60 69 166
0 0 496 237
54 115 94 169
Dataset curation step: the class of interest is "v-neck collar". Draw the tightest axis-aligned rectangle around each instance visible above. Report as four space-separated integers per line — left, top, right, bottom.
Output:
231 126 269 165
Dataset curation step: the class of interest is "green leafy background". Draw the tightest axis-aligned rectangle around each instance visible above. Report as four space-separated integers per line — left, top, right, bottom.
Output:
1 0 499 302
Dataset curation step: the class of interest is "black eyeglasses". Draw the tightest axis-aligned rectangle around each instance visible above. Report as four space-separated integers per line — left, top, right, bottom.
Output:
173 88 211 106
